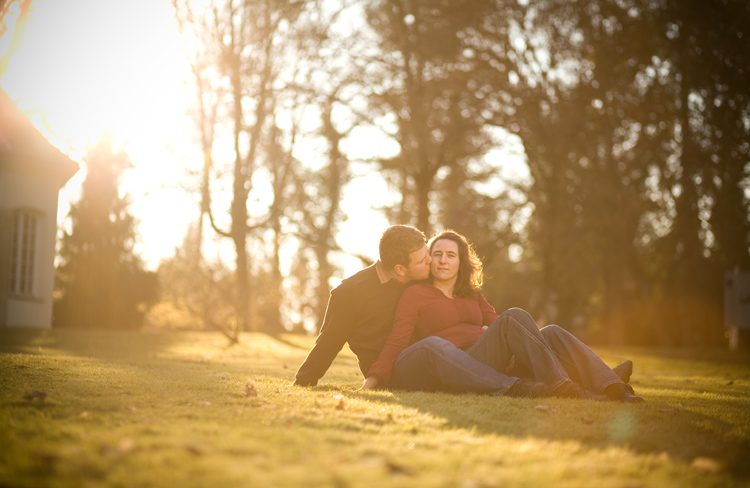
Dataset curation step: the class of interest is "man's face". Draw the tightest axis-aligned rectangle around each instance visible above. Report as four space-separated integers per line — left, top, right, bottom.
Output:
400 244 432 282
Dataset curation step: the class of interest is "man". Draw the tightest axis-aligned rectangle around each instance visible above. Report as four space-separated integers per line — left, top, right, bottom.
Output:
294 225 541 397
294 225 432 386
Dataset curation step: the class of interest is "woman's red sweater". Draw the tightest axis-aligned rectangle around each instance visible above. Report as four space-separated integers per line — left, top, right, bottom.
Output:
368 283 498 385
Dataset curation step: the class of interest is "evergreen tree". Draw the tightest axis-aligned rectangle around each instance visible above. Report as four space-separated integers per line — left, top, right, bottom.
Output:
54 135 157 329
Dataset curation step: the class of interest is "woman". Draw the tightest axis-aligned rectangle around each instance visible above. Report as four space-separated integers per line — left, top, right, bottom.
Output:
363 229 643 402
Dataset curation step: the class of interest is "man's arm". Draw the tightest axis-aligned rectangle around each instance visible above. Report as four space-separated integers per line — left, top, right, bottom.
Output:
359 375 381 390
294 287 355 386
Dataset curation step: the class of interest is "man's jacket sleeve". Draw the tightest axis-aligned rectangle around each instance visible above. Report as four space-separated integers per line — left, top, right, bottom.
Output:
294 286 355 386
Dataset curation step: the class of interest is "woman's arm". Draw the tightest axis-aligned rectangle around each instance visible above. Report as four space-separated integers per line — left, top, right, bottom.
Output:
366 287 422 386
478 293 498 326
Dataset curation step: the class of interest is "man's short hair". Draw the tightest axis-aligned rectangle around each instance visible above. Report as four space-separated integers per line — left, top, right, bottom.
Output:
379 225 426 269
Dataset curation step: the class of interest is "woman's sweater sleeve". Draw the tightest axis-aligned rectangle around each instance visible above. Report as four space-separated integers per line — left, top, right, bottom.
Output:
367 287 420 386
478 293 498 325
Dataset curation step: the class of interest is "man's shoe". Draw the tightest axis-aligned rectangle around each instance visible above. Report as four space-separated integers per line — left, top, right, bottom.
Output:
506 379 548 398
613 360 633 383
551 381 608 401
604 382 645 403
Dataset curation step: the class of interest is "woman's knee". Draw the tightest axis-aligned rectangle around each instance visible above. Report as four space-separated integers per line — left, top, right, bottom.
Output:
498 308 539 332
499 307 534 324
539 324 567 343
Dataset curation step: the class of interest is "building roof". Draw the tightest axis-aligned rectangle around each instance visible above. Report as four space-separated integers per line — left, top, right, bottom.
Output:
0 88 79 186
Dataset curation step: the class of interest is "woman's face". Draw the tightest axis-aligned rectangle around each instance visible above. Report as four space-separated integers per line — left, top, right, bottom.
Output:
430 238 460 282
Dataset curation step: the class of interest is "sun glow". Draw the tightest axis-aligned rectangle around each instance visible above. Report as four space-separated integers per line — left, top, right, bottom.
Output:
1 0 528 278
1 0 197 267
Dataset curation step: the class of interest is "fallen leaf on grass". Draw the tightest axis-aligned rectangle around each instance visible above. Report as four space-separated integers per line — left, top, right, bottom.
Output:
184 444 205 456
99 444 116 455
245 382 258 397
726 380 734 386
31 452 58 466
99 438 137 456
581 416 595 424
195 401 211 406
24 391 47 401
534 405 558 415
385 460 411 476
335 399 345 410
332 394 344 400
116 438 136 454
691 457 725 473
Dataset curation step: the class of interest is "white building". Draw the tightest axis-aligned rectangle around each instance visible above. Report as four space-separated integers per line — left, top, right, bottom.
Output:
0 89 78 328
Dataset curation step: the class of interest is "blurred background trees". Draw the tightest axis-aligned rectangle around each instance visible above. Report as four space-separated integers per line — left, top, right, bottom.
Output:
48 0 747 346
165 0 749 346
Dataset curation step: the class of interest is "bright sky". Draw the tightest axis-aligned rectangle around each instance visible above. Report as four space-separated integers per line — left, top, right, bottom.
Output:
1 0 201 268
0 0 528 278
0 0 394 275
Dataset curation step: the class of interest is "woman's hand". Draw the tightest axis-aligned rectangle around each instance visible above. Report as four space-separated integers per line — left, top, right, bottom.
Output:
359 376 380 391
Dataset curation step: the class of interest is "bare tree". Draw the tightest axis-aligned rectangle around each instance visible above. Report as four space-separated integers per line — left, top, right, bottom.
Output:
173 0 307 338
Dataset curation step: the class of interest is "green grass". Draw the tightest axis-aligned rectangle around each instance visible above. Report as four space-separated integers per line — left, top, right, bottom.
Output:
1 328 749 488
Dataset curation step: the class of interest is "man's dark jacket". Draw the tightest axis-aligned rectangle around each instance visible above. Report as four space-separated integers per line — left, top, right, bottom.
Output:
294 264 406 386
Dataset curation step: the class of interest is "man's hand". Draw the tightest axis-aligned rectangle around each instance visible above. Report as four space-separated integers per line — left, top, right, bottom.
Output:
359 376 380 391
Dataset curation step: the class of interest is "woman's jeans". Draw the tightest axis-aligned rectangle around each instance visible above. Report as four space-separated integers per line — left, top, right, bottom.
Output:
390 307 622 395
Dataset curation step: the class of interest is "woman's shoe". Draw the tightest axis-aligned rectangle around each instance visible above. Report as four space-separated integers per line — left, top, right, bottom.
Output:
612 360 633 383
604 382 645 403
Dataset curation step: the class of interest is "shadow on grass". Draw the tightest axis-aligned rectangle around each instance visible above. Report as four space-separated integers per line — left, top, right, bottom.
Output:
352 378 750 478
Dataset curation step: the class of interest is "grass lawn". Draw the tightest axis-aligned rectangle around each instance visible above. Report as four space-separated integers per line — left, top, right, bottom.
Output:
1 328 749 488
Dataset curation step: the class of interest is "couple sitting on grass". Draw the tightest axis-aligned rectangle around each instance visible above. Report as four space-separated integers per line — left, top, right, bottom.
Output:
294 225 643 403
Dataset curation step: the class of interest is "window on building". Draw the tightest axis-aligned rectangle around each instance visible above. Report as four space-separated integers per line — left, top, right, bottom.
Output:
8 209 41 297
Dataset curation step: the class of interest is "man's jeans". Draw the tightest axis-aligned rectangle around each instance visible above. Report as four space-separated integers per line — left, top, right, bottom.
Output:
390 307 622 395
